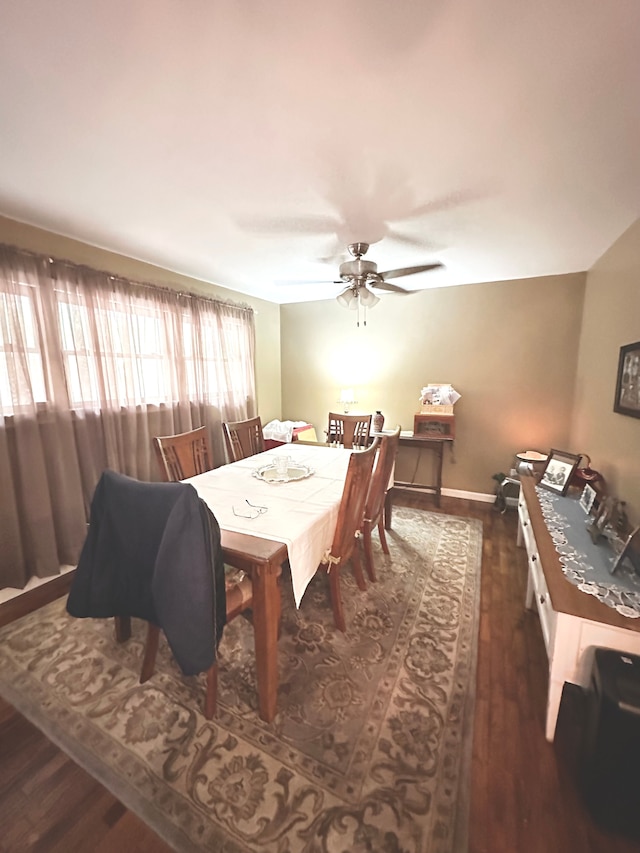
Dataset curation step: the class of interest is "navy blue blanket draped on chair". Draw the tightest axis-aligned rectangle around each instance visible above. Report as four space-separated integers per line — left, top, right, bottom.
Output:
67 469 226 676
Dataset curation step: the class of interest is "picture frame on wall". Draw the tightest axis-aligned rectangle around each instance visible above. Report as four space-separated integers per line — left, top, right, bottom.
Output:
613 340 640 418
539 448 582 496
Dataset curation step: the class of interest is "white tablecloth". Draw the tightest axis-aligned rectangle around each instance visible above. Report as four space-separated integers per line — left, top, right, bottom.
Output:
184 443 352 607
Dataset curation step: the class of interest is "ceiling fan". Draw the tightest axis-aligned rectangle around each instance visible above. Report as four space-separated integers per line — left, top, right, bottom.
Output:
335 241 442 292
277 241 441 325
307 242 443 319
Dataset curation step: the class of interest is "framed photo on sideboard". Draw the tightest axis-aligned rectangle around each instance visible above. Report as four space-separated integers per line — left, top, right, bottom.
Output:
539 449 581 496
579 483 597 514
611 525 640 575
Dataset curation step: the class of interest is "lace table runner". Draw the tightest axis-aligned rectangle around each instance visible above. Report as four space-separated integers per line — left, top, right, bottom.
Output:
535 486 640 618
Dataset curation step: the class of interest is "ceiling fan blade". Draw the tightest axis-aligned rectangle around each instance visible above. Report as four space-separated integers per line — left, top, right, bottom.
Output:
386 227 444 253
275 279 342 286
379 262 443 280
315 235 346 264
371 280 410 294
237 213 343 235
384 228 425 249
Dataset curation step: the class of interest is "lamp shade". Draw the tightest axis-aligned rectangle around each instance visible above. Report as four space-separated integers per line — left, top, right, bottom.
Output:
336 288 358 309
338 388 356 412
358 286 380 308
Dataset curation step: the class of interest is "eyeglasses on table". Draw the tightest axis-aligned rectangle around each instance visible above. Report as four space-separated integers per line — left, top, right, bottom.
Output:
232 499 269 519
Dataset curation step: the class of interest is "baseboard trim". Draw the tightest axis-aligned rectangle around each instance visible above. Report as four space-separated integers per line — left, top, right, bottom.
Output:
0 569 76 627
392 484 496 504
442 488 496 504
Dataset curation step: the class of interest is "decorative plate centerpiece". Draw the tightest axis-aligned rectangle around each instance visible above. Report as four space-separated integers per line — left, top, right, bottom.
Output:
252 462 314 483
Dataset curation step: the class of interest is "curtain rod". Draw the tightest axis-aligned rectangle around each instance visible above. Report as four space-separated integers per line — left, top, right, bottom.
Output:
0 242 255 315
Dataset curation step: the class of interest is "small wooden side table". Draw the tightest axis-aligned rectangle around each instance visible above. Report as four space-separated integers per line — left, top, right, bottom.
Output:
380 431 455 526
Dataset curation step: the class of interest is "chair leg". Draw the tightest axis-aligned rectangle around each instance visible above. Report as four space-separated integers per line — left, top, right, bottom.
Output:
362 529 377 583
378 517 390 555
142 623 218 719
140 623 160 683
204 663 218 719
114 615 131 642
351 545 367 591
328 568 346 633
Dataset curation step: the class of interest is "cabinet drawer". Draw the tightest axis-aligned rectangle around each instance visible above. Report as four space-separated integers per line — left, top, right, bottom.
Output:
519 484 557 656
518 498 535 552
518 495 529 526
528 550 557 654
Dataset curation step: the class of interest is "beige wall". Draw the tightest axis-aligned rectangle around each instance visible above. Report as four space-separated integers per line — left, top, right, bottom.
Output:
281 273 586 496
7 210 636 514
570 217 640 526
0 215 282 424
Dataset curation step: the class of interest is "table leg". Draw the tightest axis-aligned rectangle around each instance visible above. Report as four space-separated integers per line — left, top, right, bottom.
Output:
384 488 394 530
435 443 444 507
251 559 282 723
389 439 450 507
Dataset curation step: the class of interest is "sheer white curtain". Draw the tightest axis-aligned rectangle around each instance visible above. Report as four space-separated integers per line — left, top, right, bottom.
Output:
0 245 256 589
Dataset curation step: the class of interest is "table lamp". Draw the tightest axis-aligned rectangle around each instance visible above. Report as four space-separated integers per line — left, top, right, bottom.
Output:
338 388 356 414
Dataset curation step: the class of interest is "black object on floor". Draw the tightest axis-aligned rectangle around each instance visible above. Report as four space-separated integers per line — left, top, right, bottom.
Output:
582 648 640 838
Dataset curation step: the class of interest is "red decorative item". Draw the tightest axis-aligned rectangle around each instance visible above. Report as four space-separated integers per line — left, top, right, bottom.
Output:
571 454 605 491
373 410 385 432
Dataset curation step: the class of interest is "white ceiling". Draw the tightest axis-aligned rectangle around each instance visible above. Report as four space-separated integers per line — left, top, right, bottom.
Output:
1 1 639 304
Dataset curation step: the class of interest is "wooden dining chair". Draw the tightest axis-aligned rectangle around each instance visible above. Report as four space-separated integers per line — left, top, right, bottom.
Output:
326 412 372 449
223 416 265 462
140 566 254 718
361 426 401 583
321 438 378 632
150 425 259 715
152 425 214 481
68 469 250 719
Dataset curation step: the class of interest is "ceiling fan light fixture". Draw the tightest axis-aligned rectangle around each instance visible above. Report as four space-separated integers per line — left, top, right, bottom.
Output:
331 244 442 318
336 288 358 309
358 286 380 308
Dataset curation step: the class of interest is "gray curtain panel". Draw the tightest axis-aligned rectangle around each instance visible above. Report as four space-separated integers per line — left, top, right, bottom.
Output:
0 245 256 589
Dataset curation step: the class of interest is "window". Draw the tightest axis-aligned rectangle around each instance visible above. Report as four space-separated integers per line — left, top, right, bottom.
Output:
0 248 255 418
0 284 47 412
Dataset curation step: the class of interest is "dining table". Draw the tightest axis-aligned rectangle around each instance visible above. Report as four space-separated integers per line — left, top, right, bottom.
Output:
184 442 354 722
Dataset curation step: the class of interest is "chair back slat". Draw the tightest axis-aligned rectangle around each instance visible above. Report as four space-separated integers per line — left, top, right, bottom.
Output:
153 426 213 482
364 426 401 526
328 439 378 563
327 412 372 449
223 416 265 462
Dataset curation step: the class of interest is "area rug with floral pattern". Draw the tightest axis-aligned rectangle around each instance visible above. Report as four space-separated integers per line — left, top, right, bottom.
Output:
0 507 482 853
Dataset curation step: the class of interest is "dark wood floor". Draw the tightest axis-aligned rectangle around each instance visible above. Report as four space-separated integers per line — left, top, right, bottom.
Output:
1 494 639 852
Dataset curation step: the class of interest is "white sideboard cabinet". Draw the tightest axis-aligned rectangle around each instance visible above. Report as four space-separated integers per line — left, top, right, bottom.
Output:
518 476 640 741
